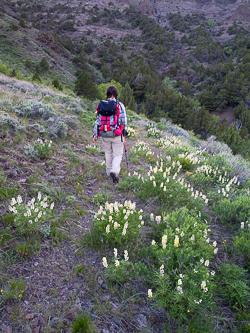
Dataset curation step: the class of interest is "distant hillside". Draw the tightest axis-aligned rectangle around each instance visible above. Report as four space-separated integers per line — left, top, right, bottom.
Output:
1 0 250 156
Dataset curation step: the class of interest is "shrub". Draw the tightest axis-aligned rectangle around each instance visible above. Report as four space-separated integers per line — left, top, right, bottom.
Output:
52 77 63 91
25 139 53 160
7 193 54 236
165 121 190 139
217 263 250 308
84 201 145 248
71 314 97 333
212 196 250 224
147 124 161 138
0 112 25 134
125 159 207 212
0 62 9 75
47 118 68 139
40 57 49 70
15 100 55 120
201 135 232 155
234 221 250 268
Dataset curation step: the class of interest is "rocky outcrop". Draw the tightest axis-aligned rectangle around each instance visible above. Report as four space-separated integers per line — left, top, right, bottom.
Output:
231 4 250 21
137 0 154 15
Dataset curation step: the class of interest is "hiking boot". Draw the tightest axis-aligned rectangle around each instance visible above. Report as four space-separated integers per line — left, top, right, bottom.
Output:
110 172 119 184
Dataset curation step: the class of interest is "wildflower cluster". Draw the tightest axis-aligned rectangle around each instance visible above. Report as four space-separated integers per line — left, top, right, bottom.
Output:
34 138 53 159
8 193 54 236
129 158 208 210
156 135 183 149
86 144 100 153
130 140 153 157
195 164 240 191
148 207 217 319
147 125 161 138
234 221 250 265
94 201 145 246
126 126 135 138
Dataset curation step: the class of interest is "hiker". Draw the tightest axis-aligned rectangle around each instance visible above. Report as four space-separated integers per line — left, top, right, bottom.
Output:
93 85 127 184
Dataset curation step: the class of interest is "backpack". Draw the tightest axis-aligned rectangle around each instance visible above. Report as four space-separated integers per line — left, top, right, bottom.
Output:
97 100 123 137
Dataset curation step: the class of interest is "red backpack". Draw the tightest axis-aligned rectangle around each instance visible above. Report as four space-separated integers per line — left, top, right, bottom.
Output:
97 100 123 137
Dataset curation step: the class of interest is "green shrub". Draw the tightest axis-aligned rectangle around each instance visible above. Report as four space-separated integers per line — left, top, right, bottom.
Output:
7 193 54 236
213 196 250 224
0 112 25 134
217 263 250 308
24 139 53 160
234 221 250 268
84 201 145 248
40 57 49 70
71 314 97 333
124 159 207 212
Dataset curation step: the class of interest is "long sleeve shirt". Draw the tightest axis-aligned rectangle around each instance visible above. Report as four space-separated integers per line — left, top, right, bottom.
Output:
93 98 127 138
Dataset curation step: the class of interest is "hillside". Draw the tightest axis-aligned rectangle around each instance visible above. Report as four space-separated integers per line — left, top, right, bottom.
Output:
1 73 250 332
1 0 250 157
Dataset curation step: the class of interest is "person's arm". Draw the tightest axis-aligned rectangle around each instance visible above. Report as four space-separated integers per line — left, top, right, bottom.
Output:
119 102 127 129
93 104 99 143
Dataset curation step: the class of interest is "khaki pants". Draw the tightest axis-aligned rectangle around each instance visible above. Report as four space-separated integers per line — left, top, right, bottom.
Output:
101 136 124 176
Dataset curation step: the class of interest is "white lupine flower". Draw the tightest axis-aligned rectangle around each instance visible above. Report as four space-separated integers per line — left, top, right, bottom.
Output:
151 240 156 245
148 289 153 298
177 286 183 294
35 218 38 223
114 248 118 258
17 195 22 204
102 257 108 268
28 220 33 224
141 221 144 225
180 231 184 237
106 225 110 234
174 236 179 247
34 208 38 213
214 248 218 254
115 260 120 267
11 198 17 206
201 281 206 290
162 235 168 249
200 258 204 264
194 222 197 227
43 212 46 215
213 241 217 247
109 216 112 222
9 206 13 212
163 186 166 191
190 235 195 241
156 216 161 224
160 264 164 277
139 215 143 220
178 279 182 285
241 222 244 229
204 260 209 267
124 250 129 261
50 202 54 210
206 238 210 243
114 222 120 230
153 181 156 187
160 182 163 188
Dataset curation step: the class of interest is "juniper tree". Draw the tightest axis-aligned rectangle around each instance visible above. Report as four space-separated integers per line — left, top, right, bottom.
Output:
119 82 137 112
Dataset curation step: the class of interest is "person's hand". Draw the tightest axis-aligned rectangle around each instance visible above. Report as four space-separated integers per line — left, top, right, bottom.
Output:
123 129 128 136
93 135 98 144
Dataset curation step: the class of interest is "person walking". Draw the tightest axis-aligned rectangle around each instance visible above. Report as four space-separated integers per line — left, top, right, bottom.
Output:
93 85 127 184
